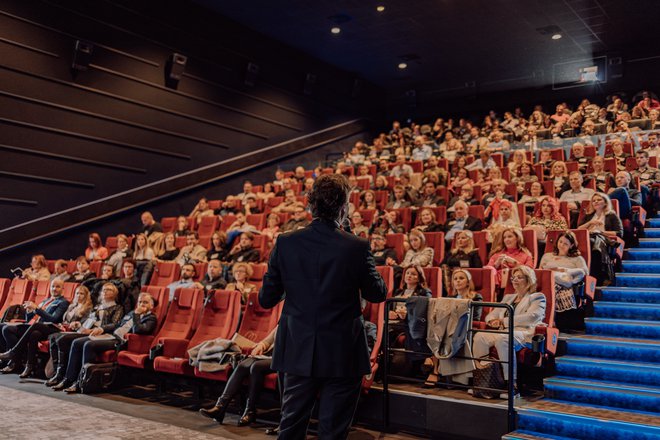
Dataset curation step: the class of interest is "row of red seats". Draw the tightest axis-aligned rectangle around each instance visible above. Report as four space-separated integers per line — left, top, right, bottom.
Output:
0 279 80 320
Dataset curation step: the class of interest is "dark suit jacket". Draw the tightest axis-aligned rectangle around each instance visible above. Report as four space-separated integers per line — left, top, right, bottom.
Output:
259 218 387 378
443 215 483 233
28 296 70 324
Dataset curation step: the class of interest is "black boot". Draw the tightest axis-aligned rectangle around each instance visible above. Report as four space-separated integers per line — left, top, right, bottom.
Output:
0 350 15 361
199 397 230 423
51 379 73 391
237 400 257 427
45 365 64 387
0 360 18 374
19 364 34 379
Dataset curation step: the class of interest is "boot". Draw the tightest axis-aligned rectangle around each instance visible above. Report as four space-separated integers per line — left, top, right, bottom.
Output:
19 364 34 379
265 426 280 436
64 382 80 394
0 360 18 374
45 364 64 387
0 350 15 361
199 397 230 424
51 379 73 391
237 400 257 427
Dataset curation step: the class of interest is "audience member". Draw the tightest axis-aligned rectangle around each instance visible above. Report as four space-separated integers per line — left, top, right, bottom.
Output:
166 263 198 302
401 229 434 268
487 227 534 285
85 233 108 261
21 254 50 282
175 232 208 266
225 262 257 305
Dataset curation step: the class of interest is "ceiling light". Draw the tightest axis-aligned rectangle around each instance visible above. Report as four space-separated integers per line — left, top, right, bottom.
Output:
551 33 562 40
376 5 385 12
331 27 341 34
398 62 407 70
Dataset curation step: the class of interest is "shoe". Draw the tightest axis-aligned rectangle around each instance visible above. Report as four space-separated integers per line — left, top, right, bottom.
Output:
64 383 80 394
19 364 34 379
237 408 256 427
51 380 72 391
0 361 18 374
265 426 280 436
423 373 438 388
199 397 230 424
499 388 520 399
0 350 14 361
45 365 63 387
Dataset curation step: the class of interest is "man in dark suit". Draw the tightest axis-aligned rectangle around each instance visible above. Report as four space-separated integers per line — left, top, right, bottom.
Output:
444 200 483 243
259 174 387 439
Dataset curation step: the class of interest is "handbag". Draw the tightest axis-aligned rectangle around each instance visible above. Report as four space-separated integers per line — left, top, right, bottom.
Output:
78 362 118 394
472 356 505 399
1 304 25 323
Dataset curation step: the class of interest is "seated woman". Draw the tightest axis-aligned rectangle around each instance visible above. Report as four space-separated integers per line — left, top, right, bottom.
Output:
133 233 156 285
50 283 125 390
586 155 616 193
487 227 534 286
415 208 443 233
401 229 434 268
370 210 405 235
350 211 370 237
449 167 473 193
70 256 95 283
472 266 546 390
539 231 588 332
442 230 483 273
174 215 191 238
359 189 379 210
548 161 570 196
85 233 108 261
536 149 555 179
261 214 282 242
511 162 538 195
525 197 568 241
199 326 277 426
255 182 275 201
447 268 484 321
477 167 503 194
225 262 257 305
485 199 520 243
106 234 133 275
577 192 623 285
508 150 527 175
21 254 51 282
158 232 180 261
0 283 93 379
518 181 545 217
389 266 432 321
58 292 157 393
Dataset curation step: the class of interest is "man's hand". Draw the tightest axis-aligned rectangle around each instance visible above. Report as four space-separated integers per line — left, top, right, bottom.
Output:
89 328 104 336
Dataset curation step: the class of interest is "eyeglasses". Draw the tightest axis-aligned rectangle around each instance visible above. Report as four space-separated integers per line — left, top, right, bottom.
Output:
511 275 526 281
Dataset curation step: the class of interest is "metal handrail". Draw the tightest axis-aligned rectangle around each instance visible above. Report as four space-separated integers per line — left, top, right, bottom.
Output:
382 298 515 433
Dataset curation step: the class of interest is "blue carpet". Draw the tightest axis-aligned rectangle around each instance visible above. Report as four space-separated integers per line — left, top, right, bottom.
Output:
592 302 660 320
615 274 660 288
599 287 660 303
566 337 660 362
622 261 660 273
503 430 577 440
636 239 660 248
643 228 660 238
555 356 660 386
585 317 660 339
647 218 660 228
625 249 660 260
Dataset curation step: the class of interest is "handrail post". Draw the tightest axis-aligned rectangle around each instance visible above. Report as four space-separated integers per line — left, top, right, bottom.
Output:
505 303 516 433
382 302 390 431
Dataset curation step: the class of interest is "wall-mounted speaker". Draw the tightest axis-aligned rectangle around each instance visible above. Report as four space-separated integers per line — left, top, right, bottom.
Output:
245 62 259 87
609 57 624 80
72 40 94 72
304 73 317 96
165 53 187 89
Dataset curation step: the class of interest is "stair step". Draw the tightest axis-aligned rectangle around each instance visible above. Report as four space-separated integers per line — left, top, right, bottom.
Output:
555 356 660 386
593 301 660 321
598 287 660 304
622 261 660 274
566 335 660 362
585 317 660 339
615 273 660 288
502 431 576 440
625 249 660 260
637 239 660 248
517 400 660 440
647 218 660 228
644 228 660 238
544 377 660 413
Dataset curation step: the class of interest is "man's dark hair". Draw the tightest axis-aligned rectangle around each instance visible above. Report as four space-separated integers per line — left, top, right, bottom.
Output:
308 174 351 221
186 231 199 239
636 150 649 158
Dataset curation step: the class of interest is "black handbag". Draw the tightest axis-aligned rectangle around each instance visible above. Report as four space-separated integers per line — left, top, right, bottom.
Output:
78 362 117 394
472 356 505 399
1 304 25 323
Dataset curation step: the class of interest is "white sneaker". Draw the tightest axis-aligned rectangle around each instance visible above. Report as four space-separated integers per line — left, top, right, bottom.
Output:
499 390 520 399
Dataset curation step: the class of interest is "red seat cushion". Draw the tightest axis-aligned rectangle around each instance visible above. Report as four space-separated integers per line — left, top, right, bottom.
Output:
117 351 149 369
99 350 116 363
263 372 278 391
153 356 193 375
194 367 231 381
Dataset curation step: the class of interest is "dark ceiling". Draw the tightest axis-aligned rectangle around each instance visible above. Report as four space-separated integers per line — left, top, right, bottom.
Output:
195 0 660 96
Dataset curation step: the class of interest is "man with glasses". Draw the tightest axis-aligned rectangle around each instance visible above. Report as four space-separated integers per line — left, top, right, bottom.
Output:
370 233 398 267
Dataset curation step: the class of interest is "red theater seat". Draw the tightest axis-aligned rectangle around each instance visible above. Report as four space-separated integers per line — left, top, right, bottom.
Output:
117 287 203 369
423 232 445 266
149 261 181 287
153 290 241 376
194 292 282 381
161 217 177 233
0 278 32 318
361 300 385 391
376 266 394 298
385 233 406 262
89 261 103 277
197 216 219 238
0 278 12 310
422 267 443 298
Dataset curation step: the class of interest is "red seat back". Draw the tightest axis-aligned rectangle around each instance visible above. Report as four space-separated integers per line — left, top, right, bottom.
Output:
155 287 203 344
468 205 485 221
522 229 538 267
197 216 219 238
140 285 170 327
0 278 33 317
62 282 79 301
376 266 394 298
149 262 181 287
247 214 266 230
161 217 177 233
0 278 12 311
385 233 406 262
423 232 445 266
89 261 103 277
239 292 282 343
29 280 51 304
187 290 242 353
249 263 268 281
193 263 207 282
422 267 443 298
466 268 496 317
389 208 412 232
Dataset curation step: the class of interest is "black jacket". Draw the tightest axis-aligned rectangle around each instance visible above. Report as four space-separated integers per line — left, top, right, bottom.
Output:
443 215 483 234
372 247 398 266
259 219 387 377
442 249 483 269
108 310 158 339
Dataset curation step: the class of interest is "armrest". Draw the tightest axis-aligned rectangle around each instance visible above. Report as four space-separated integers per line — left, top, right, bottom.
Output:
535 325 559 355
158 337 190 358
472 321 487 329
585 276 597 301
614 237 625 259
125 333 155 354
632 206 647 225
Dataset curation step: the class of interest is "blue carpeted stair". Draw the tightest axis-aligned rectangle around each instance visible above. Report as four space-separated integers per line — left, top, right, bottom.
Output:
506 214 660 439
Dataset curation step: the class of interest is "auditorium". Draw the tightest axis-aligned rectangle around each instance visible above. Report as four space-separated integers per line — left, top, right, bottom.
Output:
1 1 659 439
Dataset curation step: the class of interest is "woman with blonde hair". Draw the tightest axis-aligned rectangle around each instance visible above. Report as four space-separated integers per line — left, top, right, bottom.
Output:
549 161 570 195
448 269 483 321
441 230 483 269
22 254 50 282
359 189 378 210
487 227 533 286
401 229 434 268
226 262 257 305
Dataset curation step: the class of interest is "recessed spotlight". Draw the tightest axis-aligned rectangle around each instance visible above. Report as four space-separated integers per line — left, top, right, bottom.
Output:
551 33 562 40
398 62 407 70
376 5 385 12
331 27 341 34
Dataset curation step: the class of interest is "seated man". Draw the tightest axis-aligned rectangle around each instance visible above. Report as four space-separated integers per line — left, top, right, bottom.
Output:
608 171 642 220
271 190 304 214
560 171 595 228
194 259 227 294
275 178 295 197
389 155 414 178
0 279 70 375
235 180 255 203
223 232 261 267
83 263 118 305
70 256 95 283
292 166 307 184
370 233 398 267
166 263 197 303
280 207 310 233
632 150 660 211
118 259 141 313
411 136 433 161
189 197 215 225
175 232 208 266
444 200 483 243
140 211 163 238
57 292 157 393
416 181 443 207
482 179 513 210
448 184 479 210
